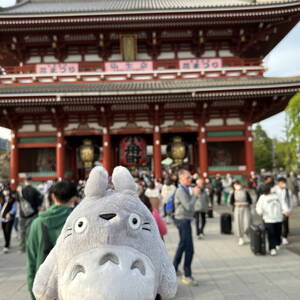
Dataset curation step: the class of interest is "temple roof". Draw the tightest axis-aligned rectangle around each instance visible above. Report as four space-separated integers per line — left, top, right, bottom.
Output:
0 76 299 98
1 0 299 15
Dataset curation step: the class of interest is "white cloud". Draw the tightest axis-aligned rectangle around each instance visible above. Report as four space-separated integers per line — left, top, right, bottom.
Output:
0 0 16 8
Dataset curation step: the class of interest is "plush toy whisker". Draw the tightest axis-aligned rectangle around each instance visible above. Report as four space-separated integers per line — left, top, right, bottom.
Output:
64 233 73 240
142 228 151 232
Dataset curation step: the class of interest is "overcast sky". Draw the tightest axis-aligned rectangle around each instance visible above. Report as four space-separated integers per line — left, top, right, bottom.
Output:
0 0 299 140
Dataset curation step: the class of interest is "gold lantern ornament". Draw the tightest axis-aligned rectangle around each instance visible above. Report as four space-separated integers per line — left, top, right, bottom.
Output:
80 139 95 169
168 136 187 165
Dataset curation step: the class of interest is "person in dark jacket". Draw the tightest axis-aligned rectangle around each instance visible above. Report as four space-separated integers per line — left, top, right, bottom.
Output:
27 180 78 300
0 187 18 253
194 178 209 239
256 175 274 202
213 174 223 205
19 177 43 253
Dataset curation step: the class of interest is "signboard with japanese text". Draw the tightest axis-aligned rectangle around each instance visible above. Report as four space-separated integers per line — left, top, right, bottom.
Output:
179 59 222 70
119 136 147 167
36 63 79 74
105 61 153 72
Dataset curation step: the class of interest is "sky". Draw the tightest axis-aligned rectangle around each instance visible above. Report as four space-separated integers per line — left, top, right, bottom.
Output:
0 0 299 141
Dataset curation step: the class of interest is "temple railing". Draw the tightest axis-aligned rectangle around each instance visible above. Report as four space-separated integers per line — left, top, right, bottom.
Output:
2 58 261 75
0 66 265 85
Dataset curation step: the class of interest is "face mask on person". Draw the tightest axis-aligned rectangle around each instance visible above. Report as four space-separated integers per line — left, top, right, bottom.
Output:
235 185 242 191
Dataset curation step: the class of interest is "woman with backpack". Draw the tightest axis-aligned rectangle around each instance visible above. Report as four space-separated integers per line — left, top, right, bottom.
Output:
256 183 291 256
0 186 18 253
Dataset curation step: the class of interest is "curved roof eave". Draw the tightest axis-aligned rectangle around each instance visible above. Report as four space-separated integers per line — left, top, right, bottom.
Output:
1 0 300 18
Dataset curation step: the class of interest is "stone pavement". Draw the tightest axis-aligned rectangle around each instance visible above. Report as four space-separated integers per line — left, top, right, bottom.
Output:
1 213 300 300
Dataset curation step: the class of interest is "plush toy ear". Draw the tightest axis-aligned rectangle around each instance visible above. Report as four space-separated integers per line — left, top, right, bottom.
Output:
112 166 137 195
84 166 108 199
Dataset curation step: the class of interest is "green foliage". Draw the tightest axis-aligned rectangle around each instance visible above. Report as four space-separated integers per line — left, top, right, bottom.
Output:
275 140 297 172
286 92 300 141
253 124 273 171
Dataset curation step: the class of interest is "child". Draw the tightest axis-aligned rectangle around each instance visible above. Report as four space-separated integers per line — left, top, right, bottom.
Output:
256 184 291 256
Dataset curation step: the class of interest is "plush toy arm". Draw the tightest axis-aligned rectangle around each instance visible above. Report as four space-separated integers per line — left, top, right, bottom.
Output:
32 248 58 300
157 253 177 298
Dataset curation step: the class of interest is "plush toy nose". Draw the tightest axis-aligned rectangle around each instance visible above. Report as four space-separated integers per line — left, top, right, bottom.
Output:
99 213 116 220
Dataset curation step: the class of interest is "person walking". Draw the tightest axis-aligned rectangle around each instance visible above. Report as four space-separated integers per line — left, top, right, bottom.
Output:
27 181 78 299
256 184 291 256
194 178 210 239
205 177 214 217
213 174 223 205
287 172 299 207
0 187 18 253
161 178 176 218
272 177 293 245
256 175 274 202
19 177 43 253
173 169 198 286
230 181 252 246
222 173 233 205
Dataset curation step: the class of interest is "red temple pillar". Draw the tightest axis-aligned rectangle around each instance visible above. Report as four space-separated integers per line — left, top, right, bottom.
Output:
198 126 208 178
10 130 19 190
71 147 78 182
245 123 254 175
102 128 111 174
56 130 65 181
153 126 162 180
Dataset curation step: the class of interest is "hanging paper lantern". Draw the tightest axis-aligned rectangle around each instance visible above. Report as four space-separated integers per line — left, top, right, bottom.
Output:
119 136 147 167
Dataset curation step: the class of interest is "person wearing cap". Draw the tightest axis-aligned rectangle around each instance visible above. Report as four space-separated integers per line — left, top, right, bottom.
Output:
26 180 78 300
19 176 43 253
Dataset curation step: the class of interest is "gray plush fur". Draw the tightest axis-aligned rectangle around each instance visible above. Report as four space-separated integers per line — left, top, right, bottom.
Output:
33 166 177 300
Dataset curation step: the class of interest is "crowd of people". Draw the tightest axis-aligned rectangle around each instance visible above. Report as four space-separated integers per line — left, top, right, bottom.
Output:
0 169 299 296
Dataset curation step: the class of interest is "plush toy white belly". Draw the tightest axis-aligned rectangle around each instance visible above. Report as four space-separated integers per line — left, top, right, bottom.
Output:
60 246 156 300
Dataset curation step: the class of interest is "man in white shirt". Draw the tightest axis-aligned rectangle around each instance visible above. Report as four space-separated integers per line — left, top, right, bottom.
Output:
272 177 293 245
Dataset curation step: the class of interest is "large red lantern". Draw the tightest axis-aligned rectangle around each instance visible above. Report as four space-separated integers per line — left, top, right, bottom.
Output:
119 136 147 167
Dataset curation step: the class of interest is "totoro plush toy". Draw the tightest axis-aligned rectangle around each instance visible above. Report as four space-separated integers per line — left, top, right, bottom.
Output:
33 166 177 300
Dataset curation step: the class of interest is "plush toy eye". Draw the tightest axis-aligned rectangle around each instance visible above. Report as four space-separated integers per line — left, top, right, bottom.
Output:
74 217 88 233
128 213 141 230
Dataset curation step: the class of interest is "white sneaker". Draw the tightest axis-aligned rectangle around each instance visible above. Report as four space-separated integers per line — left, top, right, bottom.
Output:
270 249 277 256
238 238 245 246
199 234 205 239
282 238 289 246
181 276 199 286
3 247 8 254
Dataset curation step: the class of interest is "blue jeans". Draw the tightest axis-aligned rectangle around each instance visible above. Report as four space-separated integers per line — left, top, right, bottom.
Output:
173 219 194 277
